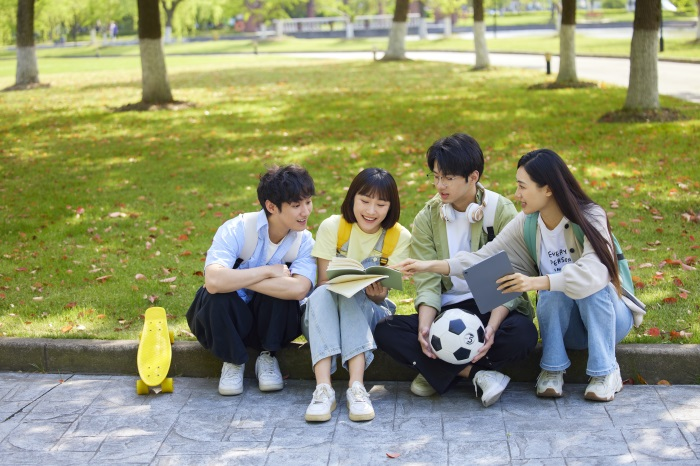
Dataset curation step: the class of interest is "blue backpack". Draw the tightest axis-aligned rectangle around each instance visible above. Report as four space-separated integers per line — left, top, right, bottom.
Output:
523 213 640 305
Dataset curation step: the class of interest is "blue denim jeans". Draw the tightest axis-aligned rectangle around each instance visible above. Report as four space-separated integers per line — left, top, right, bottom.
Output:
537 284 633 376
302 285 396 374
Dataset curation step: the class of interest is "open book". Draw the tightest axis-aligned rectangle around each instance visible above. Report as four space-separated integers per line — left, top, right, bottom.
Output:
325 257 403 298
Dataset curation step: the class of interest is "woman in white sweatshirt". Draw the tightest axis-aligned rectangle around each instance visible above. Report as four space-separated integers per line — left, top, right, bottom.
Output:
396 148 638 402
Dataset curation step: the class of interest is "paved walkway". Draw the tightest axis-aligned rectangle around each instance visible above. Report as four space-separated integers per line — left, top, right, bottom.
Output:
288 51 700 104
2 371 699 464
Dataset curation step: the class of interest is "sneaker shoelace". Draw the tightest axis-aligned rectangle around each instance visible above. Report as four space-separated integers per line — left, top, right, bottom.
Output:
258 352 277 377
537 370 563 386
222 364 241 381
348 385 370 404
311 385 332 404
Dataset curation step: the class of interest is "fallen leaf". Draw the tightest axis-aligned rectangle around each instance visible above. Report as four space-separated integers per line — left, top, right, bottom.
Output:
97 314 106 319
657 380 671 386
64 302 77 309
180 250 192 256
61 324 73 333
645 327 660 337
108 212 127 218
193 271 203 276
663 297 678 304
95 275 112 283
135 273 147 280
32 296 43 301
636 374 648 385
622 378 634 386
386 452 401 459
160 277 177 283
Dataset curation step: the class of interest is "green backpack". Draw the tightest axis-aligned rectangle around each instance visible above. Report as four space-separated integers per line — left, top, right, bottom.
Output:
523 213 638 302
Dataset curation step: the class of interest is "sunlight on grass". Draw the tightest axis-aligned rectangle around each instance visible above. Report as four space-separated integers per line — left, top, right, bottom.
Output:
0 54 698 343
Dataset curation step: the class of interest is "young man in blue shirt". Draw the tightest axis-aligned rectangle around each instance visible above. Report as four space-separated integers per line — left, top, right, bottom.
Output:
187 165 317 395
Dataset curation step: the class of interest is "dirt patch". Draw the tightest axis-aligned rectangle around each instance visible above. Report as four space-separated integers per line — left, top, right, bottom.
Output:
528 81 598 90
113 101 195 112
598 107 688 123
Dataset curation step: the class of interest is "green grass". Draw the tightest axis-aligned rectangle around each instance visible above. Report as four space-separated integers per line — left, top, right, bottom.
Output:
0 54 698 345
2 30 698 63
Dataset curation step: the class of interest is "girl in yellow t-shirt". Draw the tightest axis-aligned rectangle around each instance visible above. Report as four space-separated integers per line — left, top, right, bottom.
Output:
303 168 411 422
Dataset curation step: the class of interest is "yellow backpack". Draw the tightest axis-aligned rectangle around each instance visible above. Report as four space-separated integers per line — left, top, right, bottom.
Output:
335 217 401 266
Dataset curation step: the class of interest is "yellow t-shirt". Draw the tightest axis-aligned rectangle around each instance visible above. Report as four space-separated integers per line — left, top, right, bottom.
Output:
312 214 411 265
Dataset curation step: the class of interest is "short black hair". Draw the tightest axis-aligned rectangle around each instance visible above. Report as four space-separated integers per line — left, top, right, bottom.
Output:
426 133 484 181
257 164 315 216
340 168 401 230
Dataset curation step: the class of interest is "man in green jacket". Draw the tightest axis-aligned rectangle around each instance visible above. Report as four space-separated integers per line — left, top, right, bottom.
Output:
374 133 537 407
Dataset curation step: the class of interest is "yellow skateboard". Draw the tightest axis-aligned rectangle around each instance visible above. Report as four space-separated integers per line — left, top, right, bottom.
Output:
136 307 174 395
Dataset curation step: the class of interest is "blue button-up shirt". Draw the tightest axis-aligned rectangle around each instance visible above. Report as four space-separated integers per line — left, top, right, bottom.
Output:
205 210 317 303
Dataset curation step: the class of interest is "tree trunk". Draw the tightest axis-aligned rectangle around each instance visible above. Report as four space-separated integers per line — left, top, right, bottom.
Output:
15 0 39 86
697 0 700 40
624 0 660 109
306 0 315 17
418 1 428 39
384 0 409 60
473 0 489 69
556 0 577 84
138 0 173 104
160 0 181 44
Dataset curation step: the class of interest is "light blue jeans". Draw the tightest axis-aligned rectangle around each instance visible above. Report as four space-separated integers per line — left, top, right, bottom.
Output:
537 284 633 377
302 285 396 374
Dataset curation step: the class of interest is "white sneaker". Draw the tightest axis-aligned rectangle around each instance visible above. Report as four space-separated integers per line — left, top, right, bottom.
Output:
473 370 510 407
218 362 244 396
346 381 375 422
536 370 565 398
255 351 284 392
305 383 336 422
410 373 436 397
585 364 623 402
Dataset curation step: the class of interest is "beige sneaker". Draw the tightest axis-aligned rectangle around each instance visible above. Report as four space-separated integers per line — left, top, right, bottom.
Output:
410 373 437 397
536 370 565 398
346 381 375 422
584 365 623 402
305 383 336 422
473 370 510 407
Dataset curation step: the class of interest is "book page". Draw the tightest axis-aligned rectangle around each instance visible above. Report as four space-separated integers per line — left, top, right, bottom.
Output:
325 274 387 298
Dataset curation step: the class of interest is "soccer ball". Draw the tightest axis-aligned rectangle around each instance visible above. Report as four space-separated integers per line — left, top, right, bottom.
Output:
429 309 485 365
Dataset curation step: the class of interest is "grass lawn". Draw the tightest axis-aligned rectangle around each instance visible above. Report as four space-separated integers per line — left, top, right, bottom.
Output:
0 54 698 345
3 32 697 63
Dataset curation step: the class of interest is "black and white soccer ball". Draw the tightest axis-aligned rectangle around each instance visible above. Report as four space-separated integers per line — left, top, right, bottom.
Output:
429 308 485 365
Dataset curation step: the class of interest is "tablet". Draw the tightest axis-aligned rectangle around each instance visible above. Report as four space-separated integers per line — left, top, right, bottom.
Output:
463 250 522 314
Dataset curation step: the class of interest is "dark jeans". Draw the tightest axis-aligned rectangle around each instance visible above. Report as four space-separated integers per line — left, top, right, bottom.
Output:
374 299 538 395
186 286 302 365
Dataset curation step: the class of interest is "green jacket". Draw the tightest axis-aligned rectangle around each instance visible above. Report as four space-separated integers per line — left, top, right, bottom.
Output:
410 190 534 319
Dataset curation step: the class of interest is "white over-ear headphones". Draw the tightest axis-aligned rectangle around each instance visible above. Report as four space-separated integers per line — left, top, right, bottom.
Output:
440 182 487 223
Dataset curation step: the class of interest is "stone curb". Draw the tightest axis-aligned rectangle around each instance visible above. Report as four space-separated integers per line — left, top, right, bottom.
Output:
1 338 698 384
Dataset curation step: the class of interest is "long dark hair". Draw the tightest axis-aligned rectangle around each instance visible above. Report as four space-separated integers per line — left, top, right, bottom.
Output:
340 168 401 230
518 149 621 293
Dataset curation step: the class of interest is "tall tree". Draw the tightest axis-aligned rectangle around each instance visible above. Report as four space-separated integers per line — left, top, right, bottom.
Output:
14 0 40 88
624 0 660 109
138 0 173 104
161 0 183 43
473 0 489 69
383 0 408 60
696 0 700 40
556 0 577 84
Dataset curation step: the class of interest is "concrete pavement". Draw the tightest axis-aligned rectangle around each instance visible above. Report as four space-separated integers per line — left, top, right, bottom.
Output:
287 51 700 104
2 371 700 464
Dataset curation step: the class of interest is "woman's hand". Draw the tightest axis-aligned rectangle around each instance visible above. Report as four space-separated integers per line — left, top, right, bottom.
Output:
365 281 388 304
496 273 541 293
